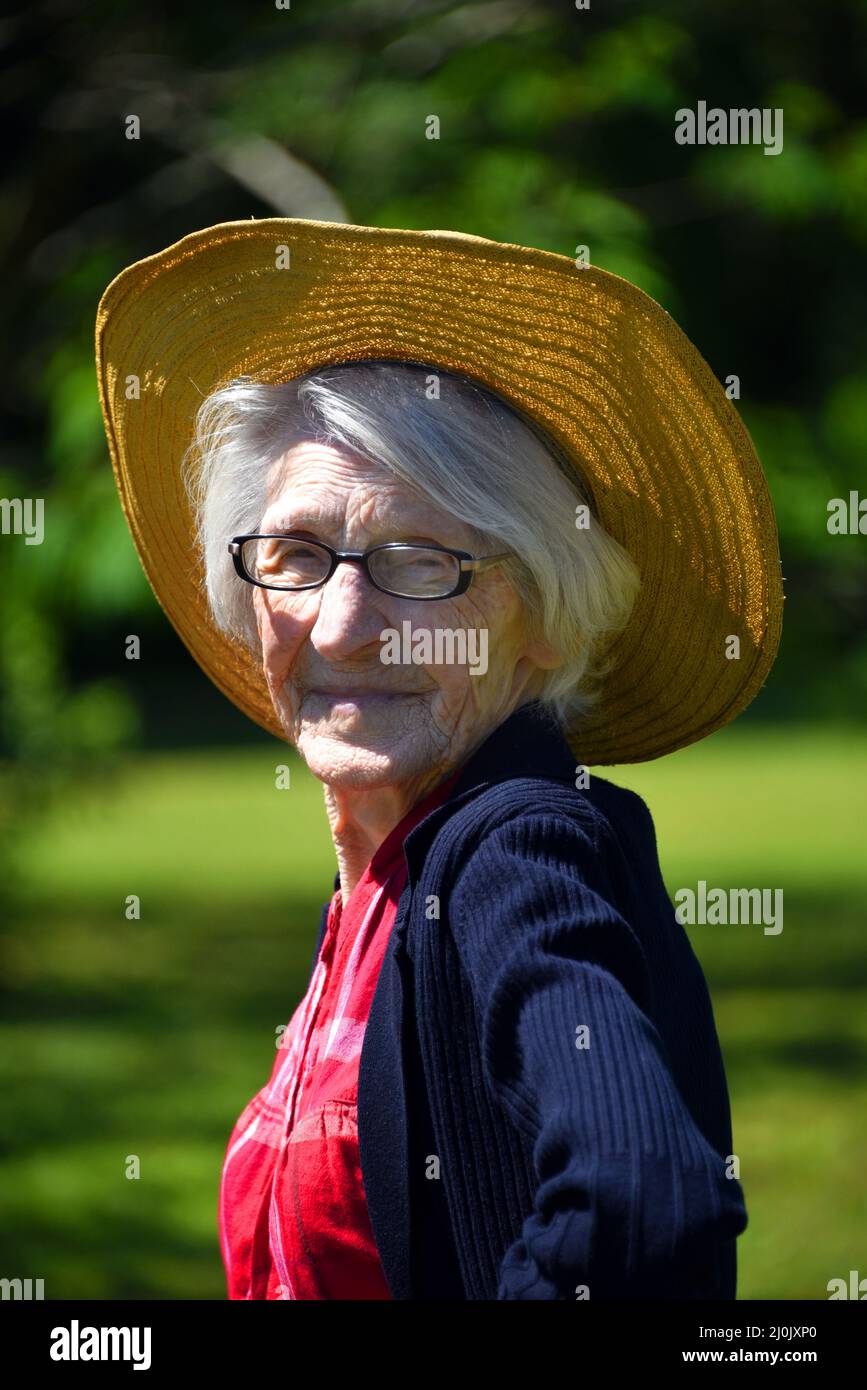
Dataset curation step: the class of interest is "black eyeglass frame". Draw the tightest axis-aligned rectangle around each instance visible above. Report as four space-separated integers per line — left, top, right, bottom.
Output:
227 534 512 600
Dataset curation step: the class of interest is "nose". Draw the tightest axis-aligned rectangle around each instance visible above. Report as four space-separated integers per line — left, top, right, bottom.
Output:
307 556 386 657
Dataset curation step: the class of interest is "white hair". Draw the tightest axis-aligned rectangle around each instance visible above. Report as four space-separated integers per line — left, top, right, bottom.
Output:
180 359 640 730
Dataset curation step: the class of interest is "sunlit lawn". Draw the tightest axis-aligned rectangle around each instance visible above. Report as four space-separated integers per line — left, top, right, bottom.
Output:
1 722 865 1299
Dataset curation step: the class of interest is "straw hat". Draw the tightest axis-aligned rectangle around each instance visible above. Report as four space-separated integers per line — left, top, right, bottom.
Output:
94 217 783 764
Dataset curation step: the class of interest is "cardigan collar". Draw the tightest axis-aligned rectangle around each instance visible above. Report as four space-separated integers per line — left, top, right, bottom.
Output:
400 698 578 885
450 697 575 789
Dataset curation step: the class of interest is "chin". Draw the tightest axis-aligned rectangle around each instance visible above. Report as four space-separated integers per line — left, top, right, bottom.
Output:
295 730 410 787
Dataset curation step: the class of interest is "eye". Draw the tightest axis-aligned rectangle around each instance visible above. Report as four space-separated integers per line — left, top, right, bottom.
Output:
246 537 330 585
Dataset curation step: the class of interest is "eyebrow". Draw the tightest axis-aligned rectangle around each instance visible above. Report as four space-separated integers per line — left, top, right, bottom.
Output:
261 513 446 544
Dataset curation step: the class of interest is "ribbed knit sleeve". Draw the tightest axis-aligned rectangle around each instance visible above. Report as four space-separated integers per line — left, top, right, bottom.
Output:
447 809 748 1300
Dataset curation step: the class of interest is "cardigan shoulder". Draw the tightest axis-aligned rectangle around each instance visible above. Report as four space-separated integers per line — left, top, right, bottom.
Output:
406 770 671 1020
413 770 664 910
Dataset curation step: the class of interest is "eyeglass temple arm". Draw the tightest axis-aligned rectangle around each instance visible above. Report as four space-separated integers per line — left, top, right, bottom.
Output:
460 553 511 571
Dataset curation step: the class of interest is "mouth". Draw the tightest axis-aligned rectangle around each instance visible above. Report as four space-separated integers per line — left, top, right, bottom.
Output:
307 689 422 709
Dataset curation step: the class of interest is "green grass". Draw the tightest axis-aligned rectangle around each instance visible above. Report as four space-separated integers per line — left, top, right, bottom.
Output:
1 723 865 1299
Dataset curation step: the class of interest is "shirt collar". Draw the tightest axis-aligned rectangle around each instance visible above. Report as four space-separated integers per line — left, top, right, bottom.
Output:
364 762 464 887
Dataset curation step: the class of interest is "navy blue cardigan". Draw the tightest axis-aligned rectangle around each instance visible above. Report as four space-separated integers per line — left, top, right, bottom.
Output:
308 699 748 1300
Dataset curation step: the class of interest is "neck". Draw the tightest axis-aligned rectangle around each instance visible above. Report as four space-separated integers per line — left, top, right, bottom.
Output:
323 763 451 901
321 682 545 901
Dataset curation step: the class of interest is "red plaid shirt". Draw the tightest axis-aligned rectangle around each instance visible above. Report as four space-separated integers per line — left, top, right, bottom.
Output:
218 770 461 1299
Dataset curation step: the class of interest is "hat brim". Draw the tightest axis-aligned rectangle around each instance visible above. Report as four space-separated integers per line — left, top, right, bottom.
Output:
95 217 783 764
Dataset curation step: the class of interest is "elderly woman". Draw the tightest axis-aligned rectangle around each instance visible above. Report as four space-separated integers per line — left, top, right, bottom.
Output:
95 217 782 1301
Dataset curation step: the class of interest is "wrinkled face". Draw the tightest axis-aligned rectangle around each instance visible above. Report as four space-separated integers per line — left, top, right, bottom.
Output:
251 441 560 789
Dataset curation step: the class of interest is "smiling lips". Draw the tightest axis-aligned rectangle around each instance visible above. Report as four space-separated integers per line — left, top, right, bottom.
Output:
309 689 419 701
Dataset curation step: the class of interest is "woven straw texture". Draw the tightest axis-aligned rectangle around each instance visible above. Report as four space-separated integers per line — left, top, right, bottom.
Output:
94 217 783 764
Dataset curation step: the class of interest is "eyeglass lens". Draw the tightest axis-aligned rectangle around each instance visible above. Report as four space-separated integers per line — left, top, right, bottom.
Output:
242 538 461 597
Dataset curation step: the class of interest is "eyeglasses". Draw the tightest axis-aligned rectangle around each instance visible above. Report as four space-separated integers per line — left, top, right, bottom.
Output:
228 534 511 600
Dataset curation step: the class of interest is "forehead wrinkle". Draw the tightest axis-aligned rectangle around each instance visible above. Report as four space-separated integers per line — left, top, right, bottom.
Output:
265 489 449 540
264 501 344 531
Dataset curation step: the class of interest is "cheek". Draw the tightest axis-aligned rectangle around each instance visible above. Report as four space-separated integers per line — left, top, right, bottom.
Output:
448 592 519 660
256 596 307 673
421 601 496 687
